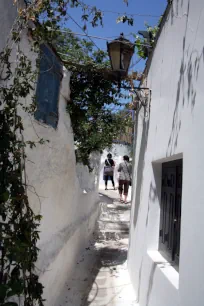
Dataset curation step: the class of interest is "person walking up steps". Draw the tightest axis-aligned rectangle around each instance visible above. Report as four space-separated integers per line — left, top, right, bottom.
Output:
103 153 115 190
118 155 132 204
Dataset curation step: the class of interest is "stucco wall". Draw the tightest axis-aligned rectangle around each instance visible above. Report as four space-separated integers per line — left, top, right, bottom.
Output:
128 1 204 306
22 51 100 306
23 83 100 305
0 0 18 51
1 4 100 304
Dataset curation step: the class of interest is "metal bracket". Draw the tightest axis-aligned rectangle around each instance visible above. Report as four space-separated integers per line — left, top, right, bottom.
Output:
122 86 151 110
133 88 149 108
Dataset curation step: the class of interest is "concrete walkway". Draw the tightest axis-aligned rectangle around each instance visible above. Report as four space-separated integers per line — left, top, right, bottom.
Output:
84 189 137 306
58 189 137 306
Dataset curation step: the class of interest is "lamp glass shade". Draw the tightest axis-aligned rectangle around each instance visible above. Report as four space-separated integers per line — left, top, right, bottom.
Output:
107 34 135 77
108 42 121 72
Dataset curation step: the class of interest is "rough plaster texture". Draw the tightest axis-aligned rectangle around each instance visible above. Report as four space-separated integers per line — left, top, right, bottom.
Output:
24 59 100 305
23 59 100 305
128 1 204 306
1 4 101 304
0 0 18 51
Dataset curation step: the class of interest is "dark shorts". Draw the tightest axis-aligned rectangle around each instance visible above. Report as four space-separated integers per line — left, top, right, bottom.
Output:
118 180 130 195
103 175 114 181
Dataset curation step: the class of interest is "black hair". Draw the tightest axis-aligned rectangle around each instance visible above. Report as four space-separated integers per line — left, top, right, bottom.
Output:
107 153 112 159
123 155 129 162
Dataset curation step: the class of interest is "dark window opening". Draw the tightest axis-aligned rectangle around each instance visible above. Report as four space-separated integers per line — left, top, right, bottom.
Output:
34 44 62 129
159 159 182 267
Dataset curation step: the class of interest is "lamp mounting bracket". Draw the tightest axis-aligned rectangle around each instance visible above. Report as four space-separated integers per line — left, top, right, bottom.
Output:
122 86 151 111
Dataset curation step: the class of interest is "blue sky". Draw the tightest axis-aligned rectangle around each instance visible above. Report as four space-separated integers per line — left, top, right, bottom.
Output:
66 0 167 71
64 0 167 107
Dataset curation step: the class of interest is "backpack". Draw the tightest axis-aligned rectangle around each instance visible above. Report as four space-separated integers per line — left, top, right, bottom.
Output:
104 159 114 176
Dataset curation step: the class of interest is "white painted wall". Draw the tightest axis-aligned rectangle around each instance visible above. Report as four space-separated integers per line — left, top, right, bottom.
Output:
128 1 204 306
0 0 18 51
1 3 100 305
24 81 100 305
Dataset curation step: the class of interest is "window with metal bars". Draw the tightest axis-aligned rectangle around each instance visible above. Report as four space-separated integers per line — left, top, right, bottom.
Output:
159 159 182 267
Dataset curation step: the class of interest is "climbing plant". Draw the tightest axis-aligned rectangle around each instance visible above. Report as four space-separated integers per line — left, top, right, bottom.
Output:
130 21 161 60
0 41 43 306
56 32 132 169
0 0 133 304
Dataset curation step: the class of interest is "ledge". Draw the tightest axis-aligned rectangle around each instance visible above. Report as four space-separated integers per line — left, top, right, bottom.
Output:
147 251 179 290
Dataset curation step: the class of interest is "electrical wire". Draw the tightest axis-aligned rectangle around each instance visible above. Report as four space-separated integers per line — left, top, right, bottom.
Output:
67 13 101 50
78 0 160 18
129 57 142 69
95 9 160 18
47 28 152 48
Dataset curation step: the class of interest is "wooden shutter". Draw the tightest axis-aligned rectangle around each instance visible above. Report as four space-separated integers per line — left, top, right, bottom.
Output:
34 44 62 128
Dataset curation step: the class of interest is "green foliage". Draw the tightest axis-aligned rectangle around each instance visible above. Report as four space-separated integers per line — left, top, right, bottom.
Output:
116 15 134 26
0 42 44 305
116 10 162 60
132 21 160 60
56 32 132 169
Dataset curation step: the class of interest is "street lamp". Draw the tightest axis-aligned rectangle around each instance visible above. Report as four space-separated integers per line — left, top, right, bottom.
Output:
107 33 150 107
107 33 135 80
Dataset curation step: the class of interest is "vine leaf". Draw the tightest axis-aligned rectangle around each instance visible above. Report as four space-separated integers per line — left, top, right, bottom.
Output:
0 191 10 202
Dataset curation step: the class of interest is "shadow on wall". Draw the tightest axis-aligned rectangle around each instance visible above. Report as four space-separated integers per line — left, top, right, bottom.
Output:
136 165 161 304
146 162 161 229
137 258 171 306
145 181 158 229
145 260 169 306
167 0 204 155
133 111 151 229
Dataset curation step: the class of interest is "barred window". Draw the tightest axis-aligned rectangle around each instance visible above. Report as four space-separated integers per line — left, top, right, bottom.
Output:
159 159 183 267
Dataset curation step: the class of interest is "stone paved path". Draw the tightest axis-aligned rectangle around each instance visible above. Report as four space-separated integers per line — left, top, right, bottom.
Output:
83 189 137 306
58 189 137 306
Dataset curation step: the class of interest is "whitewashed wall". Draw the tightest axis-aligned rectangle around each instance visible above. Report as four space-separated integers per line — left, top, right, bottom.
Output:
0 0 18 51
22 49 100 306
128 1 204 306
1 3 100 305
23 78 100 305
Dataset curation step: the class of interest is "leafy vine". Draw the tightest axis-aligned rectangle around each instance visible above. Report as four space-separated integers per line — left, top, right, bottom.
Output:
131 21 161 59
0 19 44 306
57 32 132 169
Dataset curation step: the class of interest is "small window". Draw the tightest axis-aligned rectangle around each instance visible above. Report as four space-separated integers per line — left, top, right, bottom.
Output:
159 159 182 267
34 44 62 128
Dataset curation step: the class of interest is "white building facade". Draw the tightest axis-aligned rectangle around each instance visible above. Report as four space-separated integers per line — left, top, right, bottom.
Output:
128 1 204 306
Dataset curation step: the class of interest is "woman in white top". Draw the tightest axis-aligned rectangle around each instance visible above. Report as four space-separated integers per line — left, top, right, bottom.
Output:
118 155 132 203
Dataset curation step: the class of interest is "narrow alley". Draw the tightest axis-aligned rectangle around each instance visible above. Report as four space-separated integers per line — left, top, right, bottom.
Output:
3 1 204 305
57 189 137 306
